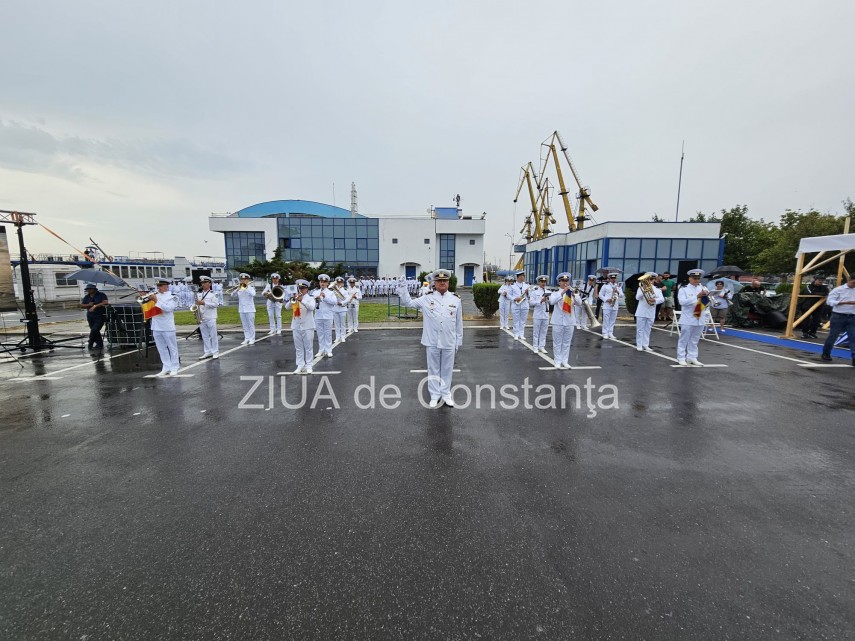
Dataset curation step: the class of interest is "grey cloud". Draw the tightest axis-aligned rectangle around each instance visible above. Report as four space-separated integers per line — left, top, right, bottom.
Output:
0 120 246 183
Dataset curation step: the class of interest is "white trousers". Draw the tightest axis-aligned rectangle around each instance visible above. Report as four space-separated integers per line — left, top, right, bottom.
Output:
293 329 314 369
571 306 586 328
200 320 219 355
347 305 359 331
239 312 256 342
635 317 653 348
532 318 549 348
552 324 574 366
316 318 333 354
498 302 510 328
602 307 618 336
512 304 529 338
677 325 703 361
333 311 346 341
266 300 282 332
426 346 456 400
152 330 180 372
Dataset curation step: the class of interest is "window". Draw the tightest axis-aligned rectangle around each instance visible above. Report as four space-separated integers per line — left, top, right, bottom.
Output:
392 238 398 244
356 238 367 249
334 239 345 249
55 272 77 287
439 234 455 270
469 239 475 245
424 239 430 244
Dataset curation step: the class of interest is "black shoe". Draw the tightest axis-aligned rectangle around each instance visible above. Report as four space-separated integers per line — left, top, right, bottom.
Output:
820 354 832 362
809 333 818 339
801 334 810 339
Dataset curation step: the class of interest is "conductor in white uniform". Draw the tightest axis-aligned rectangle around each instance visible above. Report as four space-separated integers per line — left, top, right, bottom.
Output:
398 269 463 408
676 269 708 365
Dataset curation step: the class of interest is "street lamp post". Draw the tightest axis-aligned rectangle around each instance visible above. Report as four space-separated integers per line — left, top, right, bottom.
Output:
504 233 514 271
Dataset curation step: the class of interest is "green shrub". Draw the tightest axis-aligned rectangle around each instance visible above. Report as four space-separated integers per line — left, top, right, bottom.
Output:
776 283 808 294
472 282 501 318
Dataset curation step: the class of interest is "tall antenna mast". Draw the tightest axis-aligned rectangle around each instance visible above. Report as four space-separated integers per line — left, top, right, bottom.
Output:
675 140 685 222
350 182 358 218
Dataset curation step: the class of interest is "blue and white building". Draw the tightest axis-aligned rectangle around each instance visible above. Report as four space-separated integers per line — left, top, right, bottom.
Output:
209 200 486 285
523 221 723 282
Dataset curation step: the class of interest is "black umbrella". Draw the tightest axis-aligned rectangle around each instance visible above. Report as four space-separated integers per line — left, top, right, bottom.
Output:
624 272 646 290
596 266 623 275
709 265 744 277
64 268 125 287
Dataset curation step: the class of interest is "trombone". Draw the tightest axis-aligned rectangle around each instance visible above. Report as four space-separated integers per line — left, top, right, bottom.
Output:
225 282 249 295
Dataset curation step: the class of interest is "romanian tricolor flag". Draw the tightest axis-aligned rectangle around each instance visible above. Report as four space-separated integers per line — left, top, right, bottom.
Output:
693 292 710 319
562 292 573 314
141 299 162 320
293 303 301 318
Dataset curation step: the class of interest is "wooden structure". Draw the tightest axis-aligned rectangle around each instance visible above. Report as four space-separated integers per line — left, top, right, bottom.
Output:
783 218 853 338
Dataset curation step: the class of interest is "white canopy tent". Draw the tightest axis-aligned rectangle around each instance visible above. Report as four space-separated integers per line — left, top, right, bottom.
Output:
784 227 853 338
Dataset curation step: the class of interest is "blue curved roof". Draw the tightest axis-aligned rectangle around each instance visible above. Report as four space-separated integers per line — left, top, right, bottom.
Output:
235 200 361 218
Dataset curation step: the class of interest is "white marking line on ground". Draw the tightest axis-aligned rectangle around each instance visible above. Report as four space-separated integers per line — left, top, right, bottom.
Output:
581 327 685 364
7 349 140 381
798 363 852 368
10 376 65 381
504 327 601 370
653 326 814 365
143 374 195 378
171 333 276 376
410 369 461 373
670 363 728 368
277 371 342 376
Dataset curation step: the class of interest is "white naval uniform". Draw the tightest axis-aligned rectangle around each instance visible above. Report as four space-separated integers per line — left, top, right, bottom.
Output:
345 286 362 332
634 286 664 349
262 283 283 334
150 291 180 373
398 285 463 402
331 286 348 342
677 283 707 362
509 281 530 339
530 286 551 349
313 287 338 356
285 294 317 371
549 289 582 367
196 288 221 356
497 284 511 329
233 285 257 343
598 283 623 338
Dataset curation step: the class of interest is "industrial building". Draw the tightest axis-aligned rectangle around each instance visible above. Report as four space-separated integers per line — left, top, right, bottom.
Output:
209 200 486 285
522 221 723 282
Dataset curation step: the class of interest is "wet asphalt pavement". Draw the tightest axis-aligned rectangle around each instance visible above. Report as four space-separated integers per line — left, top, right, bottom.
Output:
0 326 853 640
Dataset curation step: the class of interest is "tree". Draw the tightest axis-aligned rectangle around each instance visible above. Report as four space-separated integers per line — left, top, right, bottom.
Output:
651 214 665 222
753 210 848 274
716 205 774 271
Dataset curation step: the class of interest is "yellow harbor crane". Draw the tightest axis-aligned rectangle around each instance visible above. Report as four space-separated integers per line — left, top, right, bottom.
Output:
510 131 599 270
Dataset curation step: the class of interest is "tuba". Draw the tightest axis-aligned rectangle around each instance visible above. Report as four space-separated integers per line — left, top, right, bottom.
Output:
270 285 285 301
638 273 658 306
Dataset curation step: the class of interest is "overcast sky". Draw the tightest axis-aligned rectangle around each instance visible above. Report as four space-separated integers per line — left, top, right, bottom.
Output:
2 0 853 268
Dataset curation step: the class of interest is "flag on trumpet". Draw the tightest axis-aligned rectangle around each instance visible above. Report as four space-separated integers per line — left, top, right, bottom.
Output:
141 299 162 320
562 292 573 314
693 292 710 319
293 302 301 317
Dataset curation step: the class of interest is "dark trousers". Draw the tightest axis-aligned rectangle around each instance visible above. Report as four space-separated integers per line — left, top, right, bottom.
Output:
87 314 105 348
822 312 855 357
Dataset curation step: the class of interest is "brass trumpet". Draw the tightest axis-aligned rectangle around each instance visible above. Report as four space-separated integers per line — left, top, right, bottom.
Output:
226 282 248 295
136 290 157 304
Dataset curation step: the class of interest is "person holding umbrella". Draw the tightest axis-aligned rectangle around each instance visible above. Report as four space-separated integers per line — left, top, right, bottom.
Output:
80 283 108 350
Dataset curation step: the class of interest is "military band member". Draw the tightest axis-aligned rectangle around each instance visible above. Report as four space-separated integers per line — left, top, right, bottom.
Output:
577 275 598 329
332 276 348 343
398 269 463 408
262 272 284 335
634 272 664 352
509 270 530 341
530 275 551 353
497 275 513 330
598 272 624 339
285 279 317 374
312 274 337 357
549 273 583 369
676 269 708 365
419 279 432 297
195 275 221 359
345 277 362 333
232 272 257 345
149 278 180 375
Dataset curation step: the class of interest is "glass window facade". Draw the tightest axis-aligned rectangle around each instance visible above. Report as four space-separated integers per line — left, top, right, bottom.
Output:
439 234 455 271
225 231 266 269
277 217 379 274
527 236 722 282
